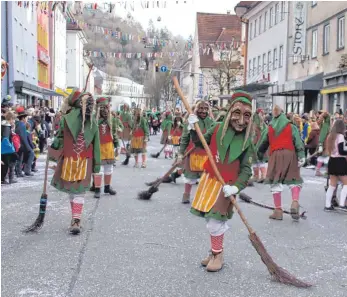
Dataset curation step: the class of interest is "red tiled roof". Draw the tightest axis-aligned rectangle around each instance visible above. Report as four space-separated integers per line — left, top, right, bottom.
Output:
197 13 241 68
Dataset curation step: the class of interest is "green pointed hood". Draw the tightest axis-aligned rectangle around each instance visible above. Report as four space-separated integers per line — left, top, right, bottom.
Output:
64 108 98 147
270 113 290 136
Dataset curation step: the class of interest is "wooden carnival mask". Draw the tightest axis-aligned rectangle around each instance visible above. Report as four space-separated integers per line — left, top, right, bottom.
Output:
197 102 209 120
229 102 252 132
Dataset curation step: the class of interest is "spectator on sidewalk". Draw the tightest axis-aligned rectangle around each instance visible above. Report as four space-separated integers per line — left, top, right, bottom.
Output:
1 111 18 184
305 121 320 167
15 107 34 177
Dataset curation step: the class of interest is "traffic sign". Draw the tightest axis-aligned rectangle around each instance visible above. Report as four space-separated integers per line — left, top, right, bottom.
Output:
160 65 167 72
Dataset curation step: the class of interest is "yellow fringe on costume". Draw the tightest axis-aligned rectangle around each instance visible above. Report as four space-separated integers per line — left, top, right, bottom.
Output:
100 141 115 160
131 136 144 149
61 157 87 182
192 172 223 213
189 152 208 172
172 136 180 145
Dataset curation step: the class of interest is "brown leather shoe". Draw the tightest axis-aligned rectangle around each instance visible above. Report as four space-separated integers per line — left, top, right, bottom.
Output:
290 200 300 221
269 209 283 220
69 219 81 235
206 252 224 272
201 252 212 267
182 193 190 204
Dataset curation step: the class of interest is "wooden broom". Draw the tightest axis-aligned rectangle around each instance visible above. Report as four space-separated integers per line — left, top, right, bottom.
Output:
172 76 311 288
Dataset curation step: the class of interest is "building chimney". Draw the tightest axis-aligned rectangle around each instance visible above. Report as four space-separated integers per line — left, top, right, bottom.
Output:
227 10 231 14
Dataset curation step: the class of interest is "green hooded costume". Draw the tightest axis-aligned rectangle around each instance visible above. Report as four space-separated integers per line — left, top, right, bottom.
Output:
50 90 101 194
189 94 254 221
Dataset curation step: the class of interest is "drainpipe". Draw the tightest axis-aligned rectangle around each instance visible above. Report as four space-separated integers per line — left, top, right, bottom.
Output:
6 2 15 104
50 2 55 109
5 2 10 99
242 18 249 86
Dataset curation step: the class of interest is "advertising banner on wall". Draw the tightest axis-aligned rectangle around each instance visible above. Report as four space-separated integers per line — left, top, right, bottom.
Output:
292 1 307 60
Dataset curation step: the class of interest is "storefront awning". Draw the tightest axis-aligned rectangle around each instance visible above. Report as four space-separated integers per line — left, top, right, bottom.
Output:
40 87 65 97
269 72 323 96
231 82 274 93
320 85 347 95
21 88 44 99
13 81 44 99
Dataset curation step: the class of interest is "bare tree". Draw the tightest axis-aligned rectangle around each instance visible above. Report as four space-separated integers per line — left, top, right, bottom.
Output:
208 49 243 96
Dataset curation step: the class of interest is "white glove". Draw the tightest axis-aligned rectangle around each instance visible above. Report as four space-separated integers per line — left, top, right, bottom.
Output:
222 185 239 197
177 121 181 126
298 157 306 167
187 114 199 130
318 145 323 153
168 135 172 140
176 154 183 165
117 127 123 132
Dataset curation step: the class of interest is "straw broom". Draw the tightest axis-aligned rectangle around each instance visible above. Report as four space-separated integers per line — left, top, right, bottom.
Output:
172 76 311 288
150 141 167 158
139 146 195 200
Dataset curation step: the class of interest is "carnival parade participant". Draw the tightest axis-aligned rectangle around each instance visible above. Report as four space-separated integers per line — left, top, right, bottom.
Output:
324 119 347 211
251 108 267 183
170 111 184 158
316 111 331 176
49 90 101 235
257 105 305 221
131 108 149 168
91 97 117 198
178 100 214 204
112 111 124 162
119 103 133 155
160 111 173 158
188 91 253 272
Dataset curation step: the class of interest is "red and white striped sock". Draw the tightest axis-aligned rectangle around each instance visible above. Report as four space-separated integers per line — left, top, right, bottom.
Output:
71 203 83 220
211 234 224 254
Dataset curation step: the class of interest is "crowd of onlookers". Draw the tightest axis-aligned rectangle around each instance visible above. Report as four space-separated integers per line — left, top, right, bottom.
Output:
1 102 56 184
285 110 347 173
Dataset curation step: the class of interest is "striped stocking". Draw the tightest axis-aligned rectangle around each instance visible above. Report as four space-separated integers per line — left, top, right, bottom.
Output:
211 234 224 254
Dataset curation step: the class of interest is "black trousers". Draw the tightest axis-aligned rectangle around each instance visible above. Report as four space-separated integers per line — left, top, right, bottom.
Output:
1 153 17 181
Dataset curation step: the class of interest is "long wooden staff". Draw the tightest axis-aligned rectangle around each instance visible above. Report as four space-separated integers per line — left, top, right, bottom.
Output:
172 76 311 288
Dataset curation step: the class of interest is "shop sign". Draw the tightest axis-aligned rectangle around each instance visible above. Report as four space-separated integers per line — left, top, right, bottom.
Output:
292 2 307 58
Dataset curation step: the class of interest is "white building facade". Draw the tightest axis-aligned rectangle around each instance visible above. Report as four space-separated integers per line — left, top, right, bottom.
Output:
7 1 39 106
52 6 66 109
244 1 290 111
66 25 87 90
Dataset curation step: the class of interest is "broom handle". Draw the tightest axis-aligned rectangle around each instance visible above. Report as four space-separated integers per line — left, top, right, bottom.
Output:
173 77 255 235
82 64 94 93
154 146 195 187
42 152 50 195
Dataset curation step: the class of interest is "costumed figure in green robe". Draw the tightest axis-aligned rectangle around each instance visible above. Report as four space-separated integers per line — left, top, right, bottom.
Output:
49 90 101 235
112 111 124 162
119 103 133 155
316 110 331 176
160 111 173 145
250 108 268 183
90 97 118 198
177 100 215 204
257 105 305 221
130 108 150 168
187 91 253 272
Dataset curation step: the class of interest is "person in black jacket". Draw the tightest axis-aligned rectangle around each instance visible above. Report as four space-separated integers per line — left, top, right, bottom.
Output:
1 111 18 184
15 108 34 177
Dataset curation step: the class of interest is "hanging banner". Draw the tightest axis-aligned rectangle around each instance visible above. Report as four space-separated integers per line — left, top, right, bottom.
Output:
292 1 307 59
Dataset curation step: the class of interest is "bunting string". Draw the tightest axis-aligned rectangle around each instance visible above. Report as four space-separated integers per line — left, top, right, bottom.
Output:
82 49 192 59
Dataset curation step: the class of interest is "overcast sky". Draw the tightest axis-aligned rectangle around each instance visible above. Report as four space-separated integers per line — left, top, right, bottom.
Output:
114 0 240 38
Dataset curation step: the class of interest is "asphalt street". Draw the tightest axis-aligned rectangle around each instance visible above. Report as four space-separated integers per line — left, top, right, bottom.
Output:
1 133 347 297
